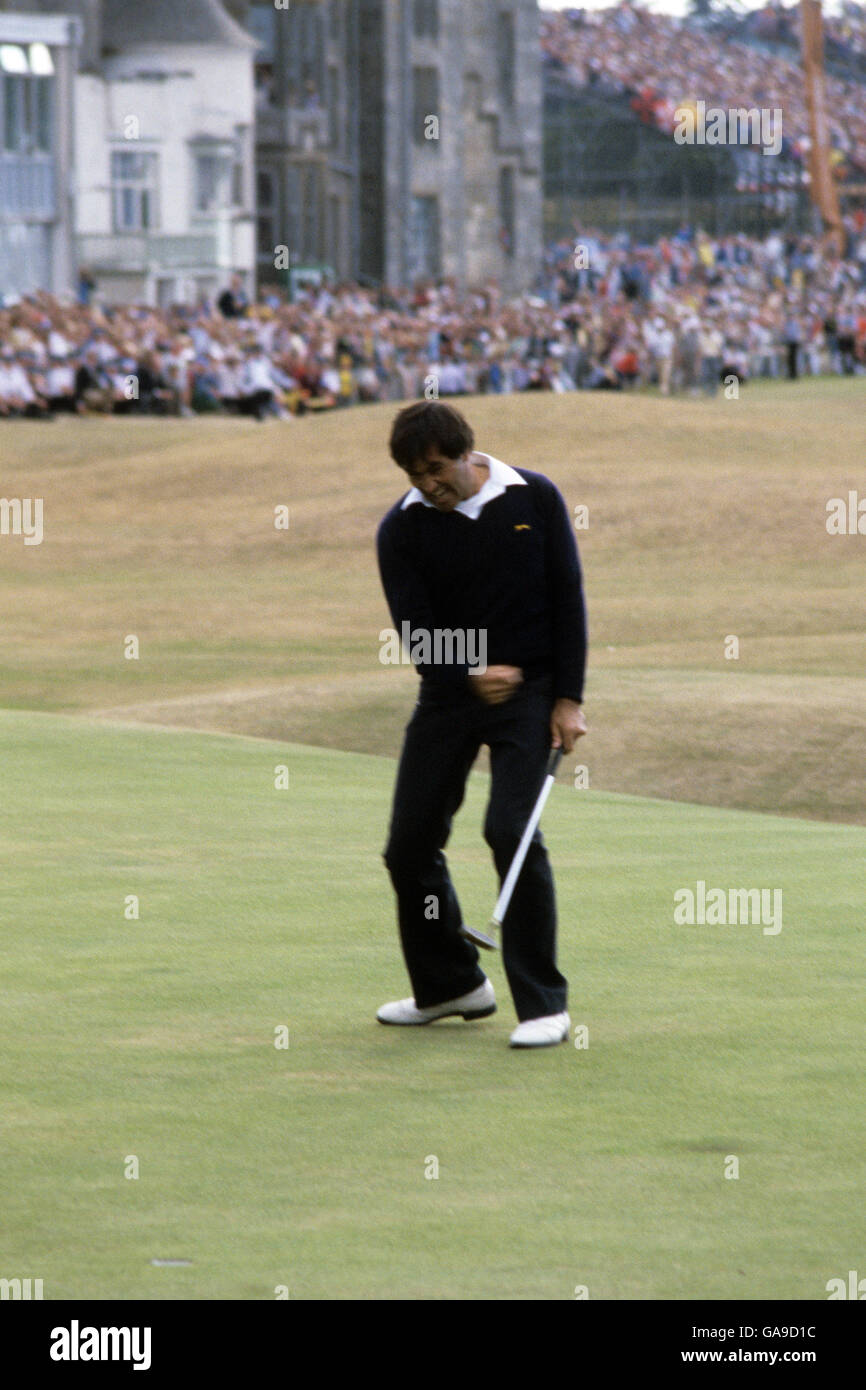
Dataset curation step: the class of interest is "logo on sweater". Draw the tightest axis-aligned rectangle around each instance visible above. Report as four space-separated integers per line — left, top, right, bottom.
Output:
514 524 531 531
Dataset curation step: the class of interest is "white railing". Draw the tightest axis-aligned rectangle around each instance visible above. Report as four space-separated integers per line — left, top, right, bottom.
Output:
75 232 220 271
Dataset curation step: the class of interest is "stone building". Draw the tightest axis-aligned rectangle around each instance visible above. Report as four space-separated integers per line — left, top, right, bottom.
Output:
358 0 542 292
226 0 360 288
230 0 541 293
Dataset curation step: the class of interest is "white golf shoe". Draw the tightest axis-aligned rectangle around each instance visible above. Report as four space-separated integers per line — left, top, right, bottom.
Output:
377 979 496 1025
509 1011 571 1049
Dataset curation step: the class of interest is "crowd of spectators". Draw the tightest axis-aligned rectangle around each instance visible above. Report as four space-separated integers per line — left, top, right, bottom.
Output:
736 1 866 64
1 222 865 421
541 5 866 178
806 1 866 63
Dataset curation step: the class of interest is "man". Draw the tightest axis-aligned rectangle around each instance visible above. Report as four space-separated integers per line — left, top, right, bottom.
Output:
376 401 587 1049
217 274 248 320
0 348 51 419
698 317 724 396
44 352 79 414
648 315 675 396
238 342 293 420
782 309 802 380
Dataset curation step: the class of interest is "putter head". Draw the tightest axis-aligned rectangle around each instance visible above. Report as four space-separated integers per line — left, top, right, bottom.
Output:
460 921 500 951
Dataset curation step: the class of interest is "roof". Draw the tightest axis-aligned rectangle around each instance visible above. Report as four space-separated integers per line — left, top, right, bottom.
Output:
102 0 257 51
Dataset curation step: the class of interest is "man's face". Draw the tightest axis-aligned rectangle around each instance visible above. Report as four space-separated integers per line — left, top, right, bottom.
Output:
404 448 478 511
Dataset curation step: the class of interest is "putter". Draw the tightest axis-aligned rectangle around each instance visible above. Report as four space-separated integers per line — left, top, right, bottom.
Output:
461 745 564 951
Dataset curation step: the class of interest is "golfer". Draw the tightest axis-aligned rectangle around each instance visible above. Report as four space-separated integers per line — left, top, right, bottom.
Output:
376 402 587 1048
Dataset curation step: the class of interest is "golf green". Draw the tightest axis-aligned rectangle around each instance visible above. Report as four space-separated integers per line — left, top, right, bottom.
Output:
1 709 862 1299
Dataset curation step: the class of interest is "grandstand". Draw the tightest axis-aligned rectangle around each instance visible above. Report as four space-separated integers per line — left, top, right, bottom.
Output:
542 2 866 241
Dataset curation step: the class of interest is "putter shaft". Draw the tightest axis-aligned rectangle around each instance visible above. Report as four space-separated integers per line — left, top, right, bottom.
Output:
461 747 564 951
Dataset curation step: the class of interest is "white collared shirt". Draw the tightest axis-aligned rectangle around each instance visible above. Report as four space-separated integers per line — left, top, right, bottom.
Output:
400 452 527 521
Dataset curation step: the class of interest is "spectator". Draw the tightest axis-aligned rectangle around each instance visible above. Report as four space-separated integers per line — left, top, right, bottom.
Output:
783 311 802 379
699 321 724 394
218 275 249 320
45 354 79 413
238 343 293 420
77 267 97 308
0 347 51 418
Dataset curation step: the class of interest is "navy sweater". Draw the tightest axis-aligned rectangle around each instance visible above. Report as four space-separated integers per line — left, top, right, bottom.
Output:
376 467 587 702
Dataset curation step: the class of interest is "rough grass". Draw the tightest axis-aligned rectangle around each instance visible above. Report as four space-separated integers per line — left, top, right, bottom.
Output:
1 378 864 824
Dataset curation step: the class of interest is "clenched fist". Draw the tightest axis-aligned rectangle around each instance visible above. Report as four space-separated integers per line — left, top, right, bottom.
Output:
468 664 523 705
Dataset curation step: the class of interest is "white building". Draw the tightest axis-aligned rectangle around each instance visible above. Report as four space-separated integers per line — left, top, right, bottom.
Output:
0 10 80 297
75 0 257 306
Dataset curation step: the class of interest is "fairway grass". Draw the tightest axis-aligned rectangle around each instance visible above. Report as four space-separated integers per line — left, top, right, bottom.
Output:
2 710 863 1300
2 378 865 824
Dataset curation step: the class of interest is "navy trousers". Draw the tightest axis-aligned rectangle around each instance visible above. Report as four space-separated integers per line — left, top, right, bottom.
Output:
382 674 568 1022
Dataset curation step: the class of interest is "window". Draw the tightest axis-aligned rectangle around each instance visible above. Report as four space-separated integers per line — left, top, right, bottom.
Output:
413 0 439 40
257 217 275 261
195 153 232 213
284 166 300 255
246 4 275 61
409 195 440 280
499 166 515 258
328 193 341 269
413 66 439 148
291 3 325 107
35 78 50 151
301 166 319 259
3 74 22 151
248 3 276 102
193 136 245 215
497 11 516 108
1 71 53 153
328 64 339 148
257 169 275 207
257 168 276 259
111 150 158 232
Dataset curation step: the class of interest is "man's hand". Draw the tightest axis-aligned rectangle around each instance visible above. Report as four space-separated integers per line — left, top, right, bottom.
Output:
551 698 587 754
469 664 523 705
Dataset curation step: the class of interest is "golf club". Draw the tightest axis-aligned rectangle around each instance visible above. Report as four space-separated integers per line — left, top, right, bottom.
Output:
461 745 564 951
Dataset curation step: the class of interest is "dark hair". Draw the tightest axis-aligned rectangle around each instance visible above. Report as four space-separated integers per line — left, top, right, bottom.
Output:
388 401 474 471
